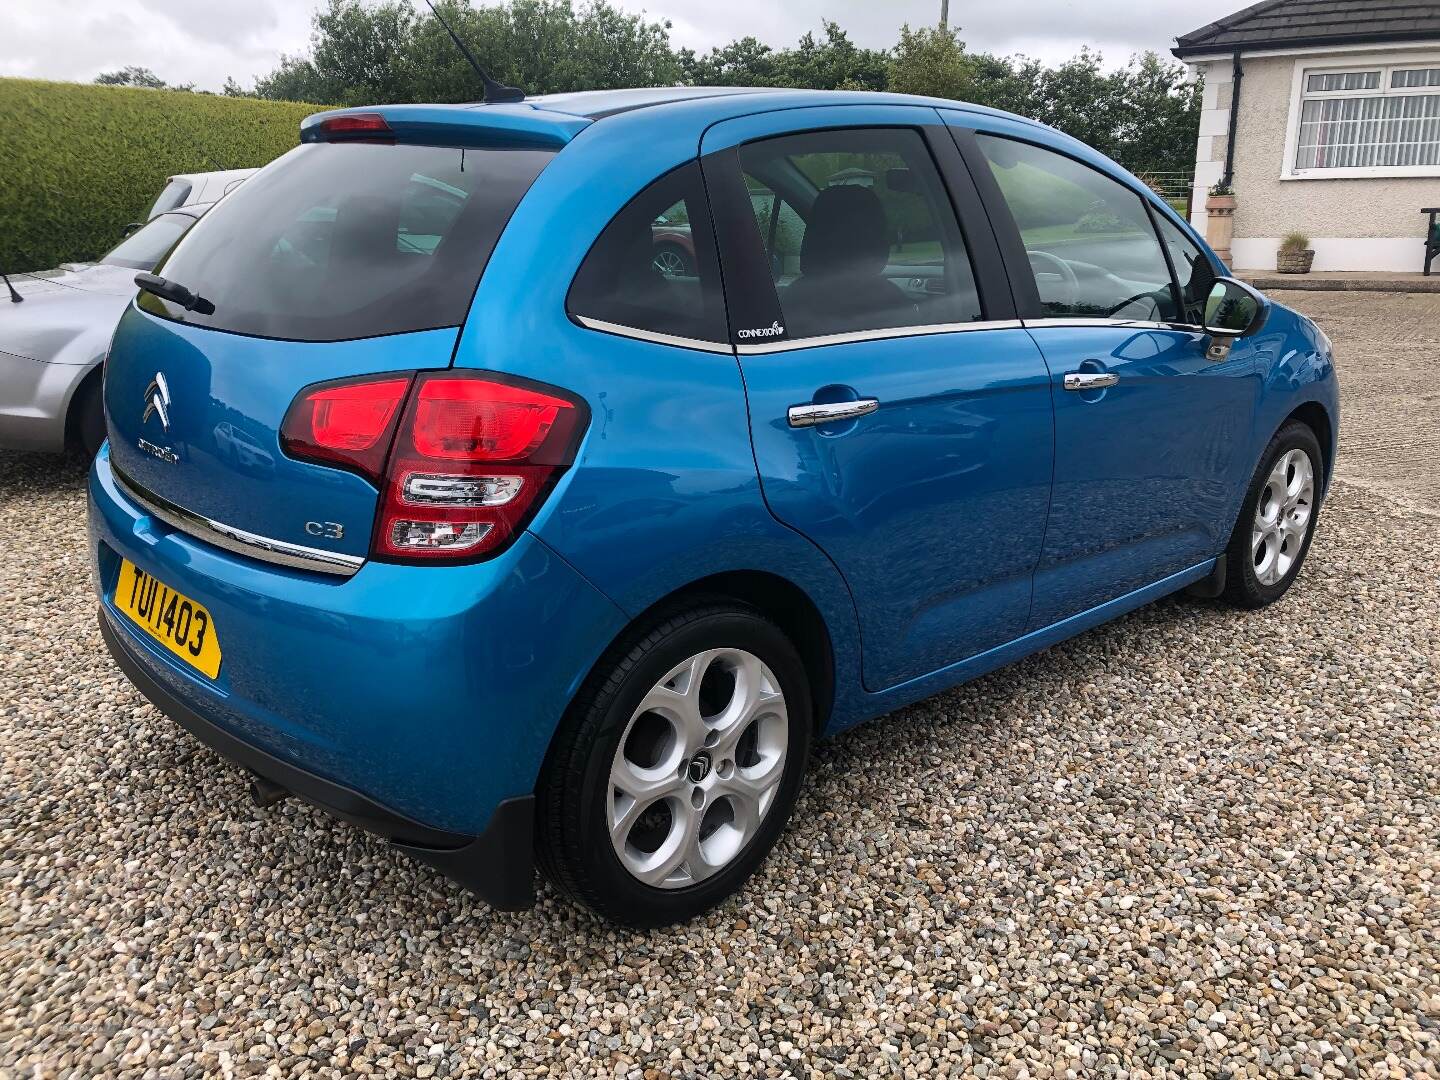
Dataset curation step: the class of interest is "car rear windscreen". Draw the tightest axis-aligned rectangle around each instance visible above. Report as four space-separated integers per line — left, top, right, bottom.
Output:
148 179 192 218
102 213 196 271
138 142 555 342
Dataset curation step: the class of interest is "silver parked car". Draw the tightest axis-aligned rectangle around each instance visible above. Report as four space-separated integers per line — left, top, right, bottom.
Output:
1 204 214 456
146 168 256 220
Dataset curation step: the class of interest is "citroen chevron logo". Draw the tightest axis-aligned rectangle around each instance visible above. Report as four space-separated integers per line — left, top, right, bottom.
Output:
142 372 171 431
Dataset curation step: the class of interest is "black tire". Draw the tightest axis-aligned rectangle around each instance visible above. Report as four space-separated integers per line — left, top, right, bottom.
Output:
72 374 106 458
1222 421 1324 609
536 599 812 927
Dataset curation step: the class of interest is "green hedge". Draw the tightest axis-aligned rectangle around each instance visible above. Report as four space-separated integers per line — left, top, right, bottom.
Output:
0 79 329 273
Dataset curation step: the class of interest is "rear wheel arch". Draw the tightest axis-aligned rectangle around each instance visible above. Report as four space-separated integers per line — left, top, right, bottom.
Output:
563 570 836 740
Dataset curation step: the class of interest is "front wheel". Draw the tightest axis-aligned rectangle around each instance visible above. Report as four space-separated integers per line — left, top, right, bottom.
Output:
537 602 811 927
1222 421 1324 608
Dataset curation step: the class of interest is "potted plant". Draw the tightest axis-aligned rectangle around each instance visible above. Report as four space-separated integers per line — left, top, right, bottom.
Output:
1206 181 1236 211
1205 183 1237 268
1277 232 1315 274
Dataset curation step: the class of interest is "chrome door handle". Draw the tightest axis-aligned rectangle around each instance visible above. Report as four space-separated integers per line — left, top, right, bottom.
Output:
787 399 879 428
1063 372 1119 392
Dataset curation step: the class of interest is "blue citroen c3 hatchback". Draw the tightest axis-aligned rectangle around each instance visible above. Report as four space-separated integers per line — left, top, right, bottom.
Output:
90 87 1339 926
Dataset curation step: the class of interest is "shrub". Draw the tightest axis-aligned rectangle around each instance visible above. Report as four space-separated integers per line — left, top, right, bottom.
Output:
1279 231 1312 253
0 79 328 273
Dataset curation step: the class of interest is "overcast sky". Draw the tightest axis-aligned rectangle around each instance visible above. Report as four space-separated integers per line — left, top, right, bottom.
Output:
3 0 1216 92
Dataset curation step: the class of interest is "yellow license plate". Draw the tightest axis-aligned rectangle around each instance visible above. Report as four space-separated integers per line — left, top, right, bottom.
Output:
115 559 222 679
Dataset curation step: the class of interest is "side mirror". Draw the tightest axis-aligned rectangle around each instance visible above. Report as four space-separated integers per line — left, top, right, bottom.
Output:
1202 277 1267 360
123 222 144 237
1203 277 1266 337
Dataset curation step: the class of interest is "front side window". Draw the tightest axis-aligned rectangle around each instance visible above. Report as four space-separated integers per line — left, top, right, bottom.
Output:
738 128 982 340
567 161 728 345
976 134 1178 323
1296 62 1440 171
140 142 554 342
1154 215 1216 326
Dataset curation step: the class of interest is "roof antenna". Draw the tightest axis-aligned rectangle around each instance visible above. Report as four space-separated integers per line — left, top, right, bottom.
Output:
422 0 525 104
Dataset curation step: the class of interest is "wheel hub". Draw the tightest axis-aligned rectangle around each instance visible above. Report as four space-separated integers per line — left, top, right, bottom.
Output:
686 752 712 784
607 648 789 889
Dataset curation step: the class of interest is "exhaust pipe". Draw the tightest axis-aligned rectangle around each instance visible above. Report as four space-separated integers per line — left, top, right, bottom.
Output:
249 774 290 809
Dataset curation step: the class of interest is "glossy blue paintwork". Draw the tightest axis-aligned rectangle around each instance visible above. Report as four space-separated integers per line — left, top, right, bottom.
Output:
89 442 626 834
88 87 1341 848
738 330 1055 690
1024 324 1261 628
105 313 458 559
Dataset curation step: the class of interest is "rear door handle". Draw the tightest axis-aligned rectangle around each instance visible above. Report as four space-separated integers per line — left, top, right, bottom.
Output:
787 399 880 428
1063 372 1119 392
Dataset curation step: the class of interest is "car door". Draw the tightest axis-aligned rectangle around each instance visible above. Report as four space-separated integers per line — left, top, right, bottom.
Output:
700 107 1056 692
948 118 1262 629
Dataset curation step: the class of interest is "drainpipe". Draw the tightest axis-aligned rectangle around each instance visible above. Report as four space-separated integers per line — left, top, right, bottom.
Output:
1203 48 1245 269
1221 48 1243 188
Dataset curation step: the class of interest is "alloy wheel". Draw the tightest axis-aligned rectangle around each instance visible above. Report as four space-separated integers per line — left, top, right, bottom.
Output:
1251 448 1315 586
607 648 788 888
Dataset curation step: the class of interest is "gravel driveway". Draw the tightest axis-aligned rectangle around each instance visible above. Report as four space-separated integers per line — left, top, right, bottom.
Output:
3 293 1438 1078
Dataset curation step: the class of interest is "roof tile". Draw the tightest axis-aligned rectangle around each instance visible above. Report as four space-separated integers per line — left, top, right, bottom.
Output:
1174 0 1440 56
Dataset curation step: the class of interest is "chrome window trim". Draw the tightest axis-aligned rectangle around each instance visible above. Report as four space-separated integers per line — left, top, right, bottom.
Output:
571 315 734 355
1021 317 1207 333
113 465 365 578
734 319 1024 355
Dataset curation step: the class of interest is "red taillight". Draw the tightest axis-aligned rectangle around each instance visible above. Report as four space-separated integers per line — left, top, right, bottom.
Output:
409 379 569 461
280 375 411 485
316 112 393 138
282 371 587 564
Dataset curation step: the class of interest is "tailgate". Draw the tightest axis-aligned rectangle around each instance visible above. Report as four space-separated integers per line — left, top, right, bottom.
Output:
104 308 458 563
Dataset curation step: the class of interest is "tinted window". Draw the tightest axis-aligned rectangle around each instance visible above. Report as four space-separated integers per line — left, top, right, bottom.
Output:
148 179 192 218
140 142 554 342
739 128 982 339
568 162 727 345
101 213 197 271
1155 215 1217 326
976 135 1179 322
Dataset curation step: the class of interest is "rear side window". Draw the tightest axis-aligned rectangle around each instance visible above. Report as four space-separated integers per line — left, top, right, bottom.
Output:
567 162 728 346
139 142 554 342
148 179 192 218
738 128 983 340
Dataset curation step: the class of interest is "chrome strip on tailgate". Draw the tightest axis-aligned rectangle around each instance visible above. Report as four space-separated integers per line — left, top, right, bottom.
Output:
112 465 365 578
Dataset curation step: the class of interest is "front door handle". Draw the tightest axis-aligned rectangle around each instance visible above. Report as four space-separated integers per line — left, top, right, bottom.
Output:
787 399 880 428
1063 372 1119 392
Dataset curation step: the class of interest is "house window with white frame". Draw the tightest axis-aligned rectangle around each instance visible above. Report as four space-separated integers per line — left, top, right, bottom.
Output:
1292 60 1440 174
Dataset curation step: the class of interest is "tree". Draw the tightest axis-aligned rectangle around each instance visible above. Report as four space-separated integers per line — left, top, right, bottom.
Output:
246 1 1200 179
253 0 679 104
253 54 328 103
887 24 971 100
95 66 194 92
682 22 887 91
1115 51 1204 176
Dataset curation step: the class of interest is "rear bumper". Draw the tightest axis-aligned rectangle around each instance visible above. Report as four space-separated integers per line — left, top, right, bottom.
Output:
88 444 628 907
101 611 536 909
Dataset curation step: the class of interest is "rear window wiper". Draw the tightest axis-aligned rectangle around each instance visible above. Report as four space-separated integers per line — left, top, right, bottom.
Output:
135 272 215 316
